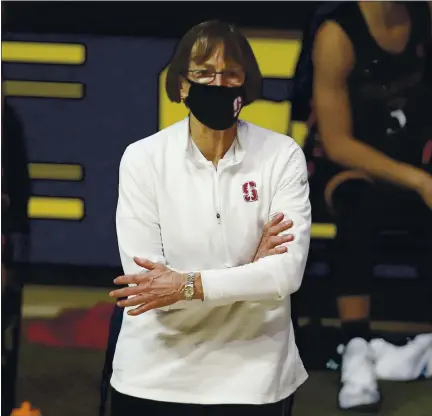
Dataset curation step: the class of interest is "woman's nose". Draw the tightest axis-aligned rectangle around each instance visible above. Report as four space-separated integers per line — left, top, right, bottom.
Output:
213 73 224 86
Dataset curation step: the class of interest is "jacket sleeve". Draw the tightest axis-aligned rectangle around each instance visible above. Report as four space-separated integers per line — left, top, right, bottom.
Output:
115 146 186 310
200 146 311 304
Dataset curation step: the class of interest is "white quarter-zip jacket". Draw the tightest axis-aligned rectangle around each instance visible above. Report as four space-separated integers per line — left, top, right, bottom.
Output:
112 118 311 405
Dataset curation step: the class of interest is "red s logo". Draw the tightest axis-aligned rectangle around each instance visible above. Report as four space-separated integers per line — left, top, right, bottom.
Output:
233 96 243 118
242 181 259 202
422 139 432 165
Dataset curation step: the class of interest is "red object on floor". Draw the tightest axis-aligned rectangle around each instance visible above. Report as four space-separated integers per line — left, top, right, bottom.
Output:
24 302 114 350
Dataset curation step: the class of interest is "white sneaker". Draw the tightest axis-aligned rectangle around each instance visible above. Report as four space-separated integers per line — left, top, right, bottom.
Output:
338 338 381 412
370 333 432 381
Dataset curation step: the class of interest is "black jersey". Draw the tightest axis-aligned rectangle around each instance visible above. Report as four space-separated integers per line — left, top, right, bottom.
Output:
328 2 431 163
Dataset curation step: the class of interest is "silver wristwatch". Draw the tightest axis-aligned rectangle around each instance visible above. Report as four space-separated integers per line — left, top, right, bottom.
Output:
183 272 195 301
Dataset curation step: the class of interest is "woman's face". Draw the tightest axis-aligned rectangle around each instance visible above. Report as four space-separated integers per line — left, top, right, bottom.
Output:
180 43 245 101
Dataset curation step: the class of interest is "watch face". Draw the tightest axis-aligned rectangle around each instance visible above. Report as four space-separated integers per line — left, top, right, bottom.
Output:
184 285 194 299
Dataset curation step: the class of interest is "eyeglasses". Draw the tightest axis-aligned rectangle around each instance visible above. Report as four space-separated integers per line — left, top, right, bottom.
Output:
187 69 245 86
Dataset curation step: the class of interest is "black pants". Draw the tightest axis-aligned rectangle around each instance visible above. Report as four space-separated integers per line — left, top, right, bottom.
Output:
111 388 294 416
332 180 432 299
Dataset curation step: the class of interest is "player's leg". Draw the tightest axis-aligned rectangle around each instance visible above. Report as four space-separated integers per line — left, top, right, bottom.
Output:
371 188 432 382
330 179 381 412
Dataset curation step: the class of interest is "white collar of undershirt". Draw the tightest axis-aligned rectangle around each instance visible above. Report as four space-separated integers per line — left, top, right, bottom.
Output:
182 117 247 168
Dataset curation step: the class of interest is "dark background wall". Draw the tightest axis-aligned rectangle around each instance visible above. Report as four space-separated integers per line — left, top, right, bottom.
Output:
3 1 320 37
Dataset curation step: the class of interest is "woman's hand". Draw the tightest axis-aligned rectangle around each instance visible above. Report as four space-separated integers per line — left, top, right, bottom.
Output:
253 213 294 262
110 258 189 315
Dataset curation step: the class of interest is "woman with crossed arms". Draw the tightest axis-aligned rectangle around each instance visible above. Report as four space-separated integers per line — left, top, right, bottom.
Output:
109 20 311 416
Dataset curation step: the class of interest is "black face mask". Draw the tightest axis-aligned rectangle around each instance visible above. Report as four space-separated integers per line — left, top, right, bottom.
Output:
184 80 245 131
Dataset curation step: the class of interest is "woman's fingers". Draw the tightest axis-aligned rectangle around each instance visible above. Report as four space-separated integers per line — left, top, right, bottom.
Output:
269 220 293 236
264 213 284 231
268 234 294 248
116 293 160 308
256 246 288 261
113 274 142 285
109 284 142 298
133 257 159 270
127 298 171 316
116 294 147 307
268 246 288 256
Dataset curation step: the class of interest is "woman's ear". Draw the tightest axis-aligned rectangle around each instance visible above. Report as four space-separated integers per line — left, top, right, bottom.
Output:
179 76 190 102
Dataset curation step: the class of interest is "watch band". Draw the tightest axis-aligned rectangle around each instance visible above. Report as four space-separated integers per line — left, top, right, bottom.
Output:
183 272 195 301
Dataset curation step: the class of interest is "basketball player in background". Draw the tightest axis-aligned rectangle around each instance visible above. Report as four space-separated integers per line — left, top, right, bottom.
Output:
303 1 432 412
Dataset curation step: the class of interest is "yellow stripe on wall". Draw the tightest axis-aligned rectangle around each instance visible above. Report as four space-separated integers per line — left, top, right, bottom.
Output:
311 223 336 239
28 197 84 220
3 80 83 99
1 41 86 65
29 163 83 181
248 37 301 79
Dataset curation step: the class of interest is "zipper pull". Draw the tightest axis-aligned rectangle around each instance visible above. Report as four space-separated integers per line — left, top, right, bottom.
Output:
216 213 221 224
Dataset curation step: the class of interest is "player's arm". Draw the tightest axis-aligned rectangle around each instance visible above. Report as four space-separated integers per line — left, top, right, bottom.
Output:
312 21 430 193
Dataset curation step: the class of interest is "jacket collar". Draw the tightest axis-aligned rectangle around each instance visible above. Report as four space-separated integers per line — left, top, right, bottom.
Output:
178 116 248 168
